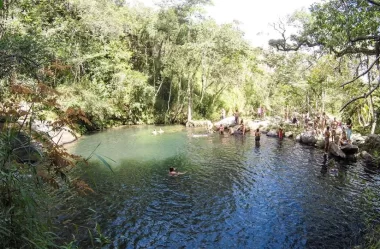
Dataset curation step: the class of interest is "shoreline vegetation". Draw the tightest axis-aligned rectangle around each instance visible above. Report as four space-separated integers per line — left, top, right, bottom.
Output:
1 0 380 247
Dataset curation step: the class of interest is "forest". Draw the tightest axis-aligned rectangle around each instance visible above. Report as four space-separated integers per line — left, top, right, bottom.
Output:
1 0 380 248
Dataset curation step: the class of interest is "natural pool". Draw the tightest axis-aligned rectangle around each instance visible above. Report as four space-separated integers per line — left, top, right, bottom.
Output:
66 125 380 248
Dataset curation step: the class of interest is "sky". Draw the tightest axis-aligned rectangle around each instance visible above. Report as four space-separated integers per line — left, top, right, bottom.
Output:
127 0 320 47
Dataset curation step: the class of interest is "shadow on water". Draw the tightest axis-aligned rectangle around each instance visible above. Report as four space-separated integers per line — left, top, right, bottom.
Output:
62 126 380 249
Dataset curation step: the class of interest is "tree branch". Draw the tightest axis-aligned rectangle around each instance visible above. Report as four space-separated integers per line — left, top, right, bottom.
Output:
341 54 380 87
340 76 380 111
366 0 380 7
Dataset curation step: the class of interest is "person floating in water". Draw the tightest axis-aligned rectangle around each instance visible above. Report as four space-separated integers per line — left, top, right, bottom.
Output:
324 126 330 154
158 128 164 134
152 129 158 135
169 167 186 176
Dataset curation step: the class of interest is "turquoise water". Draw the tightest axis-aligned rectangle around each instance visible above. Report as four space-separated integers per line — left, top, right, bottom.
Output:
66 125 380 248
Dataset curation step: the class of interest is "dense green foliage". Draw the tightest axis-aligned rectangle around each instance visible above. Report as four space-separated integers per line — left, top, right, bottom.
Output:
269 0 380 133
1 0 380 247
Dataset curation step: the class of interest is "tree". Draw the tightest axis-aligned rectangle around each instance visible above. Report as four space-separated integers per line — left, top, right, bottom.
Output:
269 0 380 133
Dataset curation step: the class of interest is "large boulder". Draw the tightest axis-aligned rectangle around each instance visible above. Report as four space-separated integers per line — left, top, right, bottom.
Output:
284 131 293 138
360 151 376 165
315 139 325 149
186 120 213 128
340 144 359 155
214 117 236 128
266 130 278 137
300 132 317 145
50 127 78 145
329 143 346 159
247 120 270 131
350 133 366 145
361 134 380 154
10 133 43 164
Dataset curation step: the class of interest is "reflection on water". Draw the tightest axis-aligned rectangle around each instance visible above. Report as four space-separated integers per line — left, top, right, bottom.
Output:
66 125 380 248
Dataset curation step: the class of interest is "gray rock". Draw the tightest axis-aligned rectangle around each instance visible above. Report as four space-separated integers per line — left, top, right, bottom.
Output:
360 151 374 161
284 131 293 138
329 143 346 159
315 139 325 149
214 117 236 128
187 120 213 128
10 133 43 164
300 132 317 145
351 133 365 145
340 144 359 155
266 130 278 137
295 134 301 142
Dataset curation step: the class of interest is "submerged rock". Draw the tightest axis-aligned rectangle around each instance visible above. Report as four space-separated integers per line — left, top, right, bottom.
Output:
329 143 346 159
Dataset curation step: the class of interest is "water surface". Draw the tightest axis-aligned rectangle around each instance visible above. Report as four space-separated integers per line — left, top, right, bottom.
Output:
67 125 380 248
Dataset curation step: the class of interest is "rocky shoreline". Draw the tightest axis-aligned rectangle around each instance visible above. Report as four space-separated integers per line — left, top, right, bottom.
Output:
208 116 380 169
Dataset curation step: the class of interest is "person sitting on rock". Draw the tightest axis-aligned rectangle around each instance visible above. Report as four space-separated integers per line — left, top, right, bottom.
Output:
339 128 348 147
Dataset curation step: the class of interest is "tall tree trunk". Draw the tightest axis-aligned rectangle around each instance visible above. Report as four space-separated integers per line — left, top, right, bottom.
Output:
187 76 192 122
200 51 206 103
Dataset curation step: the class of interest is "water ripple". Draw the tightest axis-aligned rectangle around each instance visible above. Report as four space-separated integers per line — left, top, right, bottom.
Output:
67 126 380 249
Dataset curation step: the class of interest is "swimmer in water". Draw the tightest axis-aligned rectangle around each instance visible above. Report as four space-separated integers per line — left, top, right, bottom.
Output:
169 167 186 176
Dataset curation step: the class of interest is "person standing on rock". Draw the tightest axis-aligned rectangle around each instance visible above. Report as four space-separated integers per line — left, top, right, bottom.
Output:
234 109 239 124
314 116 321 135
346 118 352 143
324 126 330 154
321 112 328 131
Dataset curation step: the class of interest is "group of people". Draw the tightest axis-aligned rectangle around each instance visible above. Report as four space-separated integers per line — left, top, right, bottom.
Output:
218 119 247 136
303 113 353 153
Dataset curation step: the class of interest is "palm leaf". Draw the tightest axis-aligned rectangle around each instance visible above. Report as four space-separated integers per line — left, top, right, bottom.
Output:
94 153 114 173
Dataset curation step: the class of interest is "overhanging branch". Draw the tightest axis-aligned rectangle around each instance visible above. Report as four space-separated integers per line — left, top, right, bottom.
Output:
367 0 380 7
341 54 380 87
340 76 380 111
